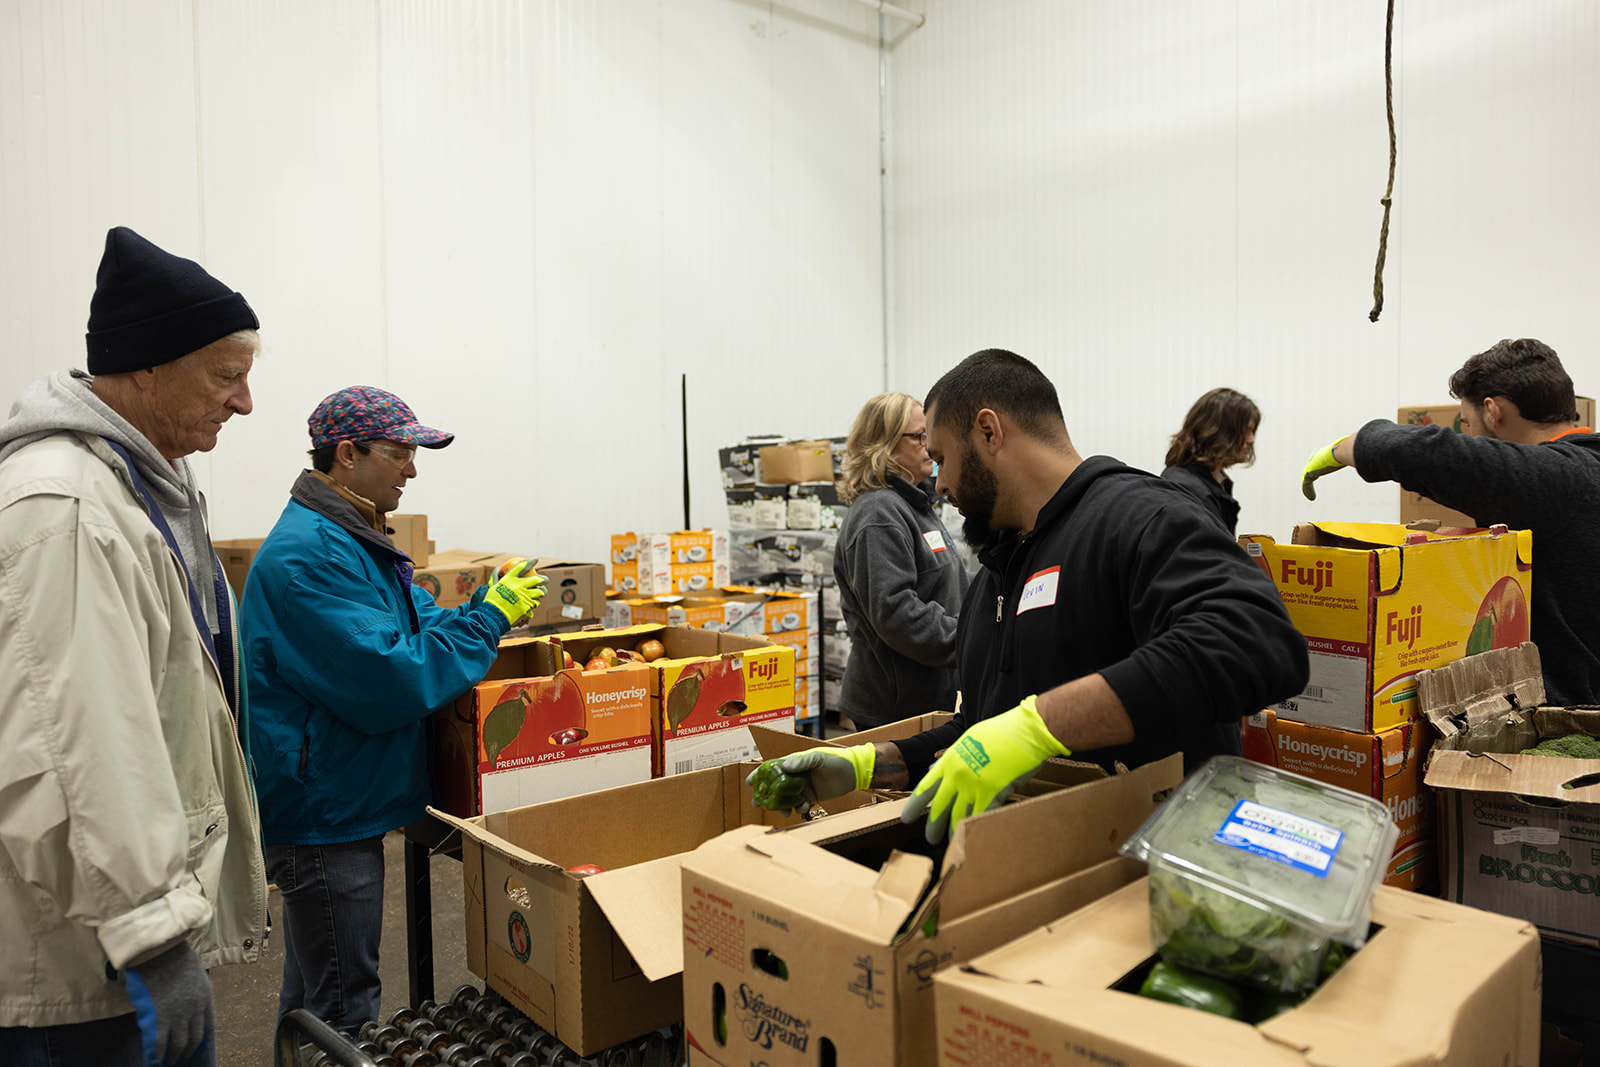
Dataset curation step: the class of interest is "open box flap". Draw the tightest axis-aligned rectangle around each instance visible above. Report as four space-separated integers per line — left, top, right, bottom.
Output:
582 853 691 983
738 830 934 941
428 807 564 874
1425 746 1600 803
1415 642 1545 742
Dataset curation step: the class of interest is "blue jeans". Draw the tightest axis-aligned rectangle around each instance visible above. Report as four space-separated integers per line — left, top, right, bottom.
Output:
267 837 386 1041
0 1014 143 1067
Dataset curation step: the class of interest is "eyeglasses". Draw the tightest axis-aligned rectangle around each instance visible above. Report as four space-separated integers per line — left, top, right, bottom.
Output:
901 431 928 448
356 441 417 469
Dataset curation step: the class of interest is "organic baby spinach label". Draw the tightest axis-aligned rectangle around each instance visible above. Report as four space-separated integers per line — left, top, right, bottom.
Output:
1214 799 1344 876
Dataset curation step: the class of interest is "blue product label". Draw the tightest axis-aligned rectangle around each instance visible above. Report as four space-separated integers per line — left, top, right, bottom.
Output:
1214 798 1343 876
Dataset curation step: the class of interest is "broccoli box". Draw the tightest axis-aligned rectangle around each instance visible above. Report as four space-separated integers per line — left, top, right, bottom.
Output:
679 757 1182 1067
1239 522 1532 733
1419 641 1600 947
932 878 1538 1067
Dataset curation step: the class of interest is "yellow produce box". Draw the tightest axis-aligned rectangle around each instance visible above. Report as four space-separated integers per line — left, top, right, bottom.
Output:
1240 522 1531 733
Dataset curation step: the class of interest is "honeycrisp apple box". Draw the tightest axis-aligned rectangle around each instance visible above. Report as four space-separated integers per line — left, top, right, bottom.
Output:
545 625 798 779
679 756 1183 1067
1419 642 1600 947
1240 522 1532 733
932 878 1540 1067
428 766 884 1057
432 636 654 818
1241 710 1435 891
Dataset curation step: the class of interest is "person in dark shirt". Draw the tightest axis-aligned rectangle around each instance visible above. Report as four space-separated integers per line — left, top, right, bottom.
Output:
1160 387 1259 536
1302 337 1599 705
770 349 1309 843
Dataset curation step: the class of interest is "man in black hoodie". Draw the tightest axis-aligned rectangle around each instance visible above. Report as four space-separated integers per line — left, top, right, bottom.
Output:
775 349 1310 843
1302 338 1600 706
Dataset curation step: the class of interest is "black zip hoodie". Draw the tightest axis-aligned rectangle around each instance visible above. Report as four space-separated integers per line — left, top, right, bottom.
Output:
894 456 1309 779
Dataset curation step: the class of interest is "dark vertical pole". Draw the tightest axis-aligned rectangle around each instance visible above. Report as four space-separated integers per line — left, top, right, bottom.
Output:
682 373 691 529
404 830 433 1008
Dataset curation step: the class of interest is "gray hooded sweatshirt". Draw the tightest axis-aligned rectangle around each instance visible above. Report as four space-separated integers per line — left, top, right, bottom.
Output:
0 369 223 632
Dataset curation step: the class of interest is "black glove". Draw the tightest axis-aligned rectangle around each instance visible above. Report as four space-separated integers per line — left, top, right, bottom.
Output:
125 941 215 1065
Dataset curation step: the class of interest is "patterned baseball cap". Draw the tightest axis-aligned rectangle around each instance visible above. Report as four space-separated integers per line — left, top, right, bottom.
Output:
308 386 454 449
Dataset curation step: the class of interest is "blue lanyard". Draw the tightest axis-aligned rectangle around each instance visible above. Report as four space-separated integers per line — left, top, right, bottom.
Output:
103 440 235 712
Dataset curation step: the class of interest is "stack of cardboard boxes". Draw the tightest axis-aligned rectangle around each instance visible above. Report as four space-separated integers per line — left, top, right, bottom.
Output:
1238 521 1533 893
610 530 733 597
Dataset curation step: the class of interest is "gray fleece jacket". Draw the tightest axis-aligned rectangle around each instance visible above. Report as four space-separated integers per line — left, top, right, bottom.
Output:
833 476 970 729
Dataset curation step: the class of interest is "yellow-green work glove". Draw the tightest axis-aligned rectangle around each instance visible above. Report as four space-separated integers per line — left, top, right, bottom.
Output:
901 696 1069 844
745 743 876 816
1300 439 1347 501
483 558 548 626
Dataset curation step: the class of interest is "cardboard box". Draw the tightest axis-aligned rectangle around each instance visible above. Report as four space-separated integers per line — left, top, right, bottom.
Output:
1241 710 1434 891
786 482 849 531
386 513 428 561
719 442 769 488
636 557 732 597
720 586 816 636
725 487 790 530
680 756 1182 1067
1397 398 1595 527
414 559 488 608
1419 642 1600 947
1240 522 1532 732
758 440 836 485
640 529 728 567
731 529 838 577
638 627 798 778
430 764 882 1056
433 637 653 818
212 537 265 599
525 559 607 629
611 559 639 594
932 878 1540 1067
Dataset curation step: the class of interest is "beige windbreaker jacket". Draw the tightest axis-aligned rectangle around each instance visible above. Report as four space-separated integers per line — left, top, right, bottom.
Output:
0 431 268 1026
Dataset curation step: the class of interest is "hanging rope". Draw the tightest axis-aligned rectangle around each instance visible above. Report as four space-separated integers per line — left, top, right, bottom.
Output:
1369 0 1397 322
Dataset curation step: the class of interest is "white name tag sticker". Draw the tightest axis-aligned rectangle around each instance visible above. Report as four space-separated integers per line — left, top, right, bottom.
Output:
1016 566 1060 615
923 530 947 553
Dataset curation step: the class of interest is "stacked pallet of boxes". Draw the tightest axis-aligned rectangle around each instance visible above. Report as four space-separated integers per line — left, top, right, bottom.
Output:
1237 521 1533 893
719 436 847 729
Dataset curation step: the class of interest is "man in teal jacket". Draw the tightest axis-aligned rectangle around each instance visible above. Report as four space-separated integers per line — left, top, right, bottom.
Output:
240 386 546 1044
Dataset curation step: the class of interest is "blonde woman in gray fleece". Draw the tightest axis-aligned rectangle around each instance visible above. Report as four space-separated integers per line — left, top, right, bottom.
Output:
833 392 971 731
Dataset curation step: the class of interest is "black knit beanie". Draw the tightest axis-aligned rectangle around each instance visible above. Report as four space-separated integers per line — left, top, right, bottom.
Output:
85 226 260 374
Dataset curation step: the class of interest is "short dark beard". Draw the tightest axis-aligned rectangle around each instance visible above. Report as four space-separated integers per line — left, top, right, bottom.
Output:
957 440 999 549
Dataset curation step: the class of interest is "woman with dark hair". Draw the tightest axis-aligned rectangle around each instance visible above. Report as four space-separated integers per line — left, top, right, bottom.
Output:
1161 387 1260 536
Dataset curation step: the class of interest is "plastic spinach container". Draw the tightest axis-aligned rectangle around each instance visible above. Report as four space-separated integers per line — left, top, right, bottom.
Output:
1118 755 1398 993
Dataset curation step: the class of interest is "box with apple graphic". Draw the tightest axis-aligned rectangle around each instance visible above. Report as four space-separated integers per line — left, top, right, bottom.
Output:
432 636 655 818
1239 522 1531 733
1241 709 1435 892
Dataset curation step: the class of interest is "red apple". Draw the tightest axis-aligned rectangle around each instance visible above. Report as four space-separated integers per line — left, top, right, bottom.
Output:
1466 575 1530 656
585 657 608 672
638 639 665 662
562 651 576 669
566 864 606 876
498 557 532 580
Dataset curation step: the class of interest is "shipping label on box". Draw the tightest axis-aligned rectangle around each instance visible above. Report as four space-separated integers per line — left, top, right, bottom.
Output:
1240 522 1532 732
1242 710 1434 891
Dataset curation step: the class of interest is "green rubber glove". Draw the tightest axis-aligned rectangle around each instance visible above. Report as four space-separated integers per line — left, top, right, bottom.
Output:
482 558 548 626
901 696 1069 844
745 743 875 815
1300 439 1347 501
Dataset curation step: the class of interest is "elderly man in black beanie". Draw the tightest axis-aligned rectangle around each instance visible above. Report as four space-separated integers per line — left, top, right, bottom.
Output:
0 227 268 1067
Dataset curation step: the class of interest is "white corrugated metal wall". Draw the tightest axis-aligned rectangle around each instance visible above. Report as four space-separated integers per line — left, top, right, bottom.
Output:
888 0 1600 539
0 0 885 552
3 1 1598 551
